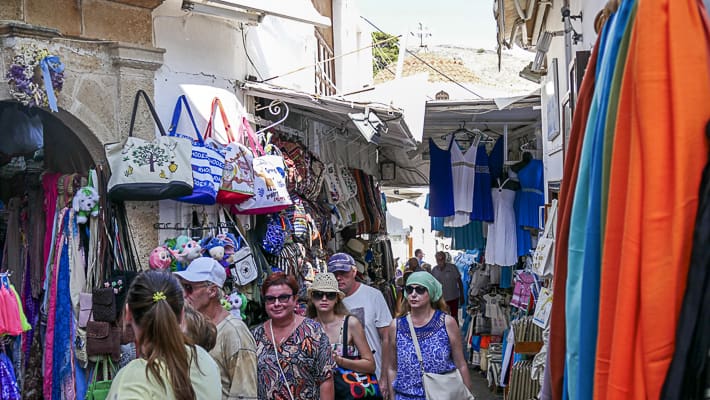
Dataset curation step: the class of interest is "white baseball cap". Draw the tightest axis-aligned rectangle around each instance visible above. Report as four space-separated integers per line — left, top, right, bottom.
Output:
174 257 226 288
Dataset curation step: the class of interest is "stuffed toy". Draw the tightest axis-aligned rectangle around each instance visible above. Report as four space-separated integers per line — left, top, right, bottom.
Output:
149 246 173 271
171 239 202 267
222 292 247 320
72 186 99 224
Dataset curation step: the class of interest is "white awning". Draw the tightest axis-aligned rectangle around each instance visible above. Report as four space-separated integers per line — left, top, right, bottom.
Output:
240 81 417 151
198 0 331 27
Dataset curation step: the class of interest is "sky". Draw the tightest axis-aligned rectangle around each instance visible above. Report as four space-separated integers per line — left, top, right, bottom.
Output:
356 0 497 50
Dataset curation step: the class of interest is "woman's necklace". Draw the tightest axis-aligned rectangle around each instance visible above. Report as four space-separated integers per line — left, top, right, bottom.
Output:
270 317 296 345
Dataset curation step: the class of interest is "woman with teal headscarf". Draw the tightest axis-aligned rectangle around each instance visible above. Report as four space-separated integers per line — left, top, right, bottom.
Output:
382 272 473 400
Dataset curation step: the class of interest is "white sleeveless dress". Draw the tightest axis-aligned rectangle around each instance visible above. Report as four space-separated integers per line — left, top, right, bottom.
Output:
485 178 518 266
444 137 480 227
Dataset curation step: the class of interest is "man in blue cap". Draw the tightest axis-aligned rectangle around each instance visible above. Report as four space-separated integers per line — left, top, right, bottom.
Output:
328 252 393 381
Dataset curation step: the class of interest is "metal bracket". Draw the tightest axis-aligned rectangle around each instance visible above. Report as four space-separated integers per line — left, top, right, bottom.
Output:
255 99 289 135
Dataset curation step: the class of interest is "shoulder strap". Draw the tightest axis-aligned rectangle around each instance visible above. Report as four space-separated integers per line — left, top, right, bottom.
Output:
406 314 426 374
204 97 236 143
341 315 350 357
128 90 166 137
168 95 203 143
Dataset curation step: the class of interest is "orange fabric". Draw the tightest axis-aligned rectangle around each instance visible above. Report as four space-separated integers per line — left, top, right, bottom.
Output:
597 0 710 399
548 41 600 400
480 335 492 349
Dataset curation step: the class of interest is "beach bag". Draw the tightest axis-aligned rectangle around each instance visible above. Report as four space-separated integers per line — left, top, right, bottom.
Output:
333 316 383 399
532 199 558 277
406 315 475 400
233 140 292 214
79 292 93 328
170 95 224 205
106 90 193 201
215 101 255 204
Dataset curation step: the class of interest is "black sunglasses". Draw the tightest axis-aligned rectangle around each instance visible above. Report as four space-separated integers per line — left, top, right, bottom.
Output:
405 285 428 295
182 282 209 295
264 294 294 304
311 291 337 300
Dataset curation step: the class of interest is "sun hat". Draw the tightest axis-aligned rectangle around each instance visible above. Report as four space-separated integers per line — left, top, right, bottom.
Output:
307 273 345 299
327 252 356 273
174 257 226 288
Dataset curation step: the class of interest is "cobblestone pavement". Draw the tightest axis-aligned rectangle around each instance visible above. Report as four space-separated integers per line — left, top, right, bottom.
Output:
469 366 504 400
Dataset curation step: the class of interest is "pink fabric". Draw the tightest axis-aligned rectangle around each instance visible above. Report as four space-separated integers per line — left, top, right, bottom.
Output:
41 173 61 281
43 208 65 398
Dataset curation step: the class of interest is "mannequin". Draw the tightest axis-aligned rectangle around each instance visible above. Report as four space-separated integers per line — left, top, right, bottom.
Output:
510 151 533 173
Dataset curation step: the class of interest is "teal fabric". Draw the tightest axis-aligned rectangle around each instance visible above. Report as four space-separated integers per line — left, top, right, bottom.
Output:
564 17 610 399
565 2 636 398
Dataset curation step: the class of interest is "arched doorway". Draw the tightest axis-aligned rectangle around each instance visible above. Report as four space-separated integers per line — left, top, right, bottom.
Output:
0 100 104 193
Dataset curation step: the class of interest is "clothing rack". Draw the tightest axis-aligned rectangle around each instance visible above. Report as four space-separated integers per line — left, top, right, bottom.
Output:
152 221 239 231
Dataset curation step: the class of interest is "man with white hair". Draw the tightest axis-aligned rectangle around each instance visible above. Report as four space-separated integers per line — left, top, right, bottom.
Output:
175 257 257 400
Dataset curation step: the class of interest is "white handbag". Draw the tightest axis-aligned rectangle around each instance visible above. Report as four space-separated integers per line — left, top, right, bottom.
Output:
233 140 292 215
106 90 193 201
532 199 558 277
222 211 258 286
406 315 475 400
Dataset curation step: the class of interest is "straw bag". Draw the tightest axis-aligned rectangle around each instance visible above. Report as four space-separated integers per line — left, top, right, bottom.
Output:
406 315 474 400
105 90 193 201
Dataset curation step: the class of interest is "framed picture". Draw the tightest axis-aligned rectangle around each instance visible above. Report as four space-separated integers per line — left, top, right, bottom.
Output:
380 161 396 181
546 58 560 141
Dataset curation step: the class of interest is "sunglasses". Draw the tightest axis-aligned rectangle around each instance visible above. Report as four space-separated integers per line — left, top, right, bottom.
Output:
182 282 209 295
311 291 337 301
405 285 428 295
264 294 294 304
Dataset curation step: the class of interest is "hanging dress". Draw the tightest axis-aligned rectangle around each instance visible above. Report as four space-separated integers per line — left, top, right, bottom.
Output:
515 159 545 230
445 138 479 227
428 138 455 217
471 144 494 222
485 178 517 266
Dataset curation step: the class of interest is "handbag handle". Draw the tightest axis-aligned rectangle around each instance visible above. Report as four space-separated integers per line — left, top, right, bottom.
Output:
204 97 236 143
239 116 264 155
168 95 203 143
406 314 427 375
128 89 167 137
341 315 351 358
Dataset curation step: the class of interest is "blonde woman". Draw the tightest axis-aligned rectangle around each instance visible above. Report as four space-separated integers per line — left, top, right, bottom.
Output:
307 273 376 375
383 271 472 400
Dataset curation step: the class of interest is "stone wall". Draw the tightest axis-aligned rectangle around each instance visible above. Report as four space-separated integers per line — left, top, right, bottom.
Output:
1 19 165 268
1 0 162 46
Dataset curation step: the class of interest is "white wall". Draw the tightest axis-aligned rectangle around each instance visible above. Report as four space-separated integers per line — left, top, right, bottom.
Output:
333 0 374 94
540 0 605 201
151 0 326 242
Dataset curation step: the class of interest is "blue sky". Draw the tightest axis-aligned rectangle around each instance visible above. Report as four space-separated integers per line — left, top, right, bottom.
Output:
356 0 497 50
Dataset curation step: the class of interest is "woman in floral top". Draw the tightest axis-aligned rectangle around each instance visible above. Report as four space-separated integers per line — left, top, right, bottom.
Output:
252 272 335 400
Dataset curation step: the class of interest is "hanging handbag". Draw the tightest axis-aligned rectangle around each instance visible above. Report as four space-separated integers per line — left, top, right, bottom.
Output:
170 95 225 205
79 292 94 328
92 287 116 323
105 90 193 201
223 210 258 286
86 321 121 361
333 316 383 400
406 314 475 400
531 199 558 277
85 357 116 400
261 214 286 255
233 131 292 214
532 288 553 328
215 101 256 204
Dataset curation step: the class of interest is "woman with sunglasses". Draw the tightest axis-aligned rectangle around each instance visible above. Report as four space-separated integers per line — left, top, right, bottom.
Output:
251 272 336 400
383 271 473 400
306 273 376 375
107 270 221 399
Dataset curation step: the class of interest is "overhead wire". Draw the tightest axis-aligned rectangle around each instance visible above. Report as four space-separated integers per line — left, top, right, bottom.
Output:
360 16 484 100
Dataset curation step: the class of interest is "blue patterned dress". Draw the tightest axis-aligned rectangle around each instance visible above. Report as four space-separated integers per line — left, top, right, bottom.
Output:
393 310 457 400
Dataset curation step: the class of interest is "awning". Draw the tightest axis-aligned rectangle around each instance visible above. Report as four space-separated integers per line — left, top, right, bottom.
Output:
240 81 418 151
198 0 331 27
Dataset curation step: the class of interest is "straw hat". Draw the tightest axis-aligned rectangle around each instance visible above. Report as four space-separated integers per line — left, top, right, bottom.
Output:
307 272 345 299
